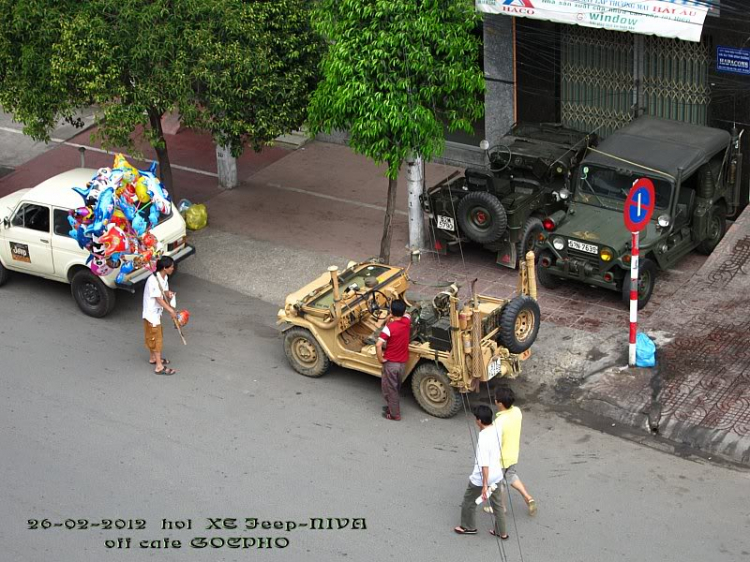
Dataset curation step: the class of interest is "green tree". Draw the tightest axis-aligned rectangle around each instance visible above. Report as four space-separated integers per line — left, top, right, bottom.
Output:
0 0 321 197
307 0 484 263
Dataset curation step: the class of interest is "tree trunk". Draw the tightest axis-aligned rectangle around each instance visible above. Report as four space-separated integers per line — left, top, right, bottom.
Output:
147 107 176 200
379 162 401 264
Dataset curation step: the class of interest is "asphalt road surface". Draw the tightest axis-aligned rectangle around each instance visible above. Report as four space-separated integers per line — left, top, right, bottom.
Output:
1 272 749 562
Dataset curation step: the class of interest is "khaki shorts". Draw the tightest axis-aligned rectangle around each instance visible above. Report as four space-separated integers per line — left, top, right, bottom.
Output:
143 320 163 352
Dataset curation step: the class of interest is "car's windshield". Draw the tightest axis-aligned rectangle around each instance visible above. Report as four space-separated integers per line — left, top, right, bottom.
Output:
575 165 672 212
307 265 392 310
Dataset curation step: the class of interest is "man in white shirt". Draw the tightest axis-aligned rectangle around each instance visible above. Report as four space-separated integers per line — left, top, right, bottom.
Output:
143 257 179 375
454 405 508 539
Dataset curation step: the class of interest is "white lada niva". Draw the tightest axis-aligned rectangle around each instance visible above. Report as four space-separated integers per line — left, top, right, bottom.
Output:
0 169 194 317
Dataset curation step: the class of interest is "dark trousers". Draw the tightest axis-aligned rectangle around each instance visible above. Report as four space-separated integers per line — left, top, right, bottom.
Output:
460 481 506 535
381 361 405 417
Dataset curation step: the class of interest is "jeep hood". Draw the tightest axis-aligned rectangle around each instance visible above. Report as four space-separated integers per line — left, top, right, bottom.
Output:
556 203 660 250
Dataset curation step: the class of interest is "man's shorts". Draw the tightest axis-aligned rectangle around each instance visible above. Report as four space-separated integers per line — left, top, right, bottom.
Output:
504 465 519 485
143 320 163 352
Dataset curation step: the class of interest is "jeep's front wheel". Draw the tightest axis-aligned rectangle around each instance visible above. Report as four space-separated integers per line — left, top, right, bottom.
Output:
71 270 116 318
499 296 541 354
283 327 330 378
697 205 726 255
517 217 544 264
410 363 462 418
621 259 657 309
536 253 563 289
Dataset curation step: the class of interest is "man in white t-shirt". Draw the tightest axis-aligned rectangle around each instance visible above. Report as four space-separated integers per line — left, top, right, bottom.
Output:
453 405 507 539
142 257 179 375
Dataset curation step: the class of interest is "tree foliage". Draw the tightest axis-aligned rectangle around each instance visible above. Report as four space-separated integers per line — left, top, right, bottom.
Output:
0 0 321 195
307 0 484 262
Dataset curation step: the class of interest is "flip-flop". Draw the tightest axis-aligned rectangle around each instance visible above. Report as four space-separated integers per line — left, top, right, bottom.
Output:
154 367 176 375
526 498 537 516
489 530 510 540
453 526 477 535
149 358 170 365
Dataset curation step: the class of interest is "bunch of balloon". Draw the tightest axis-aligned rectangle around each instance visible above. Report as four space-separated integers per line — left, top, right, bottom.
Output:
67 154 173 283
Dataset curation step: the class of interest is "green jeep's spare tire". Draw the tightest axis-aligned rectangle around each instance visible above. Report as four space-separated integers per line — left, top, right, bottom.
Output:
498 295 541 354
457 191 507 244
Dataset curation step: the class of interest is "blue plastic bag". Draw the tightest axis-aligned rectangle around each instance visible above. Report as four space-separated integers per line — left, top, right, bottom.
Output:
635 332 656 367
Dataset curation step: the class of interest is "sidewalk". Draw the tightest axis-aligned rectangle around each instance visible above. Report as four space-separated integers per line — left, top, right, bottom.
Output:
574 209 750 464
2 126 749 465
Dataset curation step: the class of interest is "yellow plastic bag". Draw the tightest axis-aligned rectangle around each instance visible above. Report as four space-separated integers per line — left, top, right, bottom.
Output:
185 203 208 231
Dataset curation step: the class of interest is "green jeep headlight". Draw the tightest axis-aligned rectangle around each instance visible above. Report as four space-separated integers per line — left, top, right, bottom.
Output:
600 248 614 262
552 237 565 251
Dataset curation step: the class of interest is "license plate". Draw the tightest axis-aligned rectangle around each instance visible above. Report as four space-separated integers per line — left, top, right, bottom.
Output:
487 356 502 380
568 239 598 254
436 215 455 231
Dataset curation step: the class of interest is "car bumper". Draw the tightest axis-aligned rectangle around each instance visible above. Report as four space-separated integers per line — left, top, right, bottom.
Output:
115 244 196 293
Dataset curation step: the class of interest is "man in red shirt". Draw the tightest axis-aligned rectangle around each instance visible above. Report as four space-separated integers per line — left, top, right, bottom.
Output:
376 299 411 421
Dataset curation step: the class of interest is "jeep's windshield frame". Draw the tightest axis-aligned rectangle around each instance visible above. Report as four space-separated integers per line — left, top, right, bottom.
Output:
574 165 673 215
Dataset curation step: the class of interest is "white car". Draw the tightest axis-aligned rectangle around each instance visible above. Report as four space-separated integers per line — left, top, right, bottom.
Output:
0 168 195 317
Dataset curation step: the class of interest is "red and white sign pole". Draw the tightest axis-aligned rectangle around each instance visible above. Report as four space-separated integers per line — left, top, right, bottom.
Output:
623 178 655 367
628 230 639 366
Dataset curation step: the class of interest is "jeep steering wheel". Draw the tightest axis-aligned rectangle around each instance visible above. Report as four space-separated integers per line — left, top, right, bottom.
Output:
489 144 513 173
367 290 390 320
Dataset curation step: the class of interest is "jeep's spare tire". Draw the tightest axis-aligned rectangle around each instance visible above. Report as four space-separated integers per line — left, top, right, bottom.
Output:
498 296 541 354
457 191 507 244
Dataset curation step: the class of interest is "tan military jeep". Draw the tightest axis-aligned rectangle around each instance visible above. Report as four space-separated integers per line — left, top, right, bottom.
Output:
277 254 541 418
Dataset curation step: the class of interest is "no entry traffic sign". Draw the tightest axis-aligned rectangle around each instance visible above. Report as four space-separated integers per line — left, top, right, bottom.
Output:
623 177 655 366
623 178 655 233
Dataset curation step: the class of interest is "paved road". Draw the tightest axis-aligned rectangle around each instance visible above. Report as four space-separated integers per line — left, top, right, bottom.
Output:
1 272 748 562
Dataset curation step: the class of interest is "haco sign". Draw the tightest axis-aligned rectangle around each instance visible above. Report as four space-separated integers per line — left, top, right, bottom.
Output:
476 0 711 43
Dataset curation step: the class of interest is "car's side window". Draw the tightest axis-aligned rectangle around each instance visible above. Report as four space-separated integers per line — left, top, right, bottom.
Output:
11 203 50 233
53 209 72 237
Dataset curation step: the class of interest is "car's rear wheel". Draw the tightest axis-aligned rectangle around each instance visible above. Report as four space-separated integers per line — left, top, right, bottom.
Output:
410 363 462 418
0 260 10 287
71 269 116 318
499 296 541 354
283 327 330 378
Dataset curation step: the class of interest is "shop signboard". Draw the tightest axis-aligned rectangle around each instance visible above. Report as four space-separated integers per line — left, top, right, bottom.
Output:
717 46 750 76
476 0 710 43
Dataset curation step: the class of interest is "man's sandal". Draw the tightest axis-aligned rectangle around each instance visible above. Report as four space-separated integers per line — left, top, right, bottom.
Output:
154 367 176 375
526 498 537 516
149 358 170 365
453 526 477 535
489 530 510 540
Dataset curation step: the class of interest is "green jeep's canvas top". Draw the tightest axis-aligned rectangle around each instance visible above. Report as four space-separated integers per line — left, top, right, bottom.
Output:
583 116 730 180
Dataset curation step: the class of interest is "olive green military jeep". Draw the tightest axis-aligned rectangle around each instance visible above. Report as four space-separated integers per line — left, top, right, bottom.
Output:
536 116 744 308
423 123 596 268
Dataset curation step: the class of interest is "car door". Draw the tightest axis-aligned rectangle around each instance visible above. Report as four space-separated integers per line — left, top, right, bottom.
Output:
52 207 87 277
4 202 55 275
